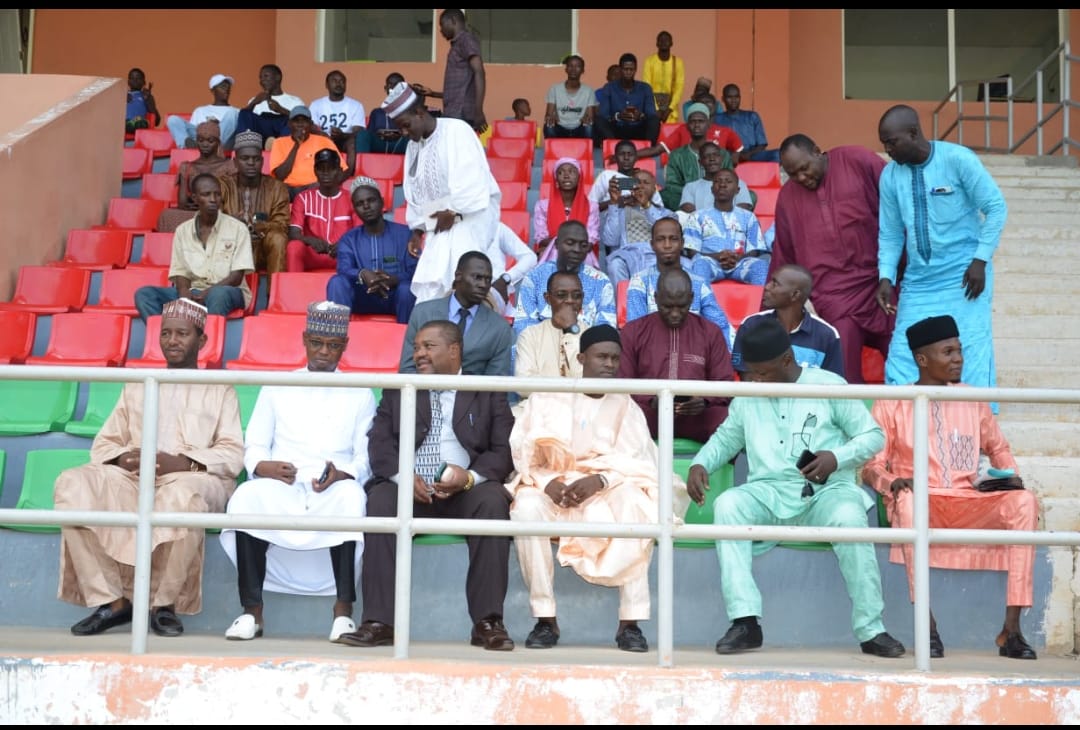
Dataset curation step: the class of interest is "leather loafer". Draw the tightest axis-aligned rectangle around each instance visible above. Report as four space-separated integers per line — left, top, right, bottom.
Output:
71 602 133 636
150 606 184 637
525 620 559 649
471 617 515 651
615 624 648 653
715 622 763 654
860 631 906 658
336 620 394 647
999 632 1037 660
930 629 945 659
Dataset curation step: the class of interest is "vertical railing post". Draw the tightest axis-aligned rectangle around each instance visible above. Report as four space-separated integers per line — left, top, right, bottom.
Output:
911 394 930 672
393 384 417 659
1036 71 1044 155
655 388 675 668
129 376 159 656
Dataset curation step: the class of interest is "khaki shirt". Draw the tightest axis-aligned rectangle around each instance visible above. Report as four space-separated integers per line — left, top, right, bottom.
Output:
169 212 255 307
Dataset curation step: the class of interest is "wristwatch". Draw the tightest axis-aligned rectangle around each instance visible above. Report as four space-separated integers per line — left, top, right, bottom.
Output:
563 323 580 335
499 273 512 286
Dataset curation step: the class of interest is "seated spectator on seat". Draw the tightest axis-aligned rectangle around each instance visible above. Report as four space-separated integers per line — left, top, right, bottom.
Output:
287 148 360 272
533 158 600 266
236 64 305 143
642 31 684 124
656 103 738 211
54 297 243 638
680 76 713 121
543 54 597 141
679 142 754 213
270 106 348 198
220 130 291 274
863 315 1040 661
602 168 676 284
619 268 734 442
590 139 663 217
633 99 743 173
135 173 254 320
514 270 585 386
732 264 843 378
507 324 689 653
309 69 366 154
158 119 238 234
509 97 531 122
125 67 159 133
167 73 239 151
219 301 377 644
327 177 416 323
715 83 780 163
356 72 409 155
626 218 732 343
595 53 661 148
593 64 621 122
687 168 770 286
687 317 905 659
490 220 539 317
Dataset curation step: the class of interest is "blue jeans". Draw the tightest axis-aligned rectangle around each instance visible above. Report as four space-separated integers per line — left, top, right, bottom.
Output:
236 110 289 141
167 111 238 150
134 285 245 321
326 274 416 324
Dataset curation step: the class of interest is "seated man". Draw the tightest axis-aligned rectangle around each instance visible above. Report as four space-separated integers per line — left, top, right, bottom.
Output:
356 72 409 155
166 73 239 151
594 53 661 147
678 142 755 214
715 83 780 163
686 168 770 287
135 173 254 320
601 168 677 284
270 106 348 198
687 317 905 658
619 268 734 443
124 67 159 133
286 148 360 272
308 69 366 153
236 63 305 142
220 301 377 643
508 324 688 652
733 264 844 378
220 130 291 274
864 315 1039 660
337 321 517 651
327 177 417 323
590 140 663 217
543 54 597 140
54 298 244 637
515 270 584 383
634 100 743 177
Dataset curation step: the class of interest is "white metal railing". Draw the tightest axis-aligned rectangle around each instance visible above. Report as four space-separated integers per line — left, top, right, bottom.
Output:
2 363 1079 672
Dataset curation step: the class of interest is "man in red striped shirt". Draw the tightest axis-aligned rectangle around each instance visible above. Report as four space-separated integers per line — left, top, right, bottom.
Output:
286 149 360 272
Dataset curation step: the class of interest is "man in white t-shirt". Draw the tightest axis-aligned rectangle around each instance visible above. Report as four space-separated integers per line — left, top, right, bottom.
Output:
308 69 367 154
236 63 306 144
166 73 240 150
543 54 597 141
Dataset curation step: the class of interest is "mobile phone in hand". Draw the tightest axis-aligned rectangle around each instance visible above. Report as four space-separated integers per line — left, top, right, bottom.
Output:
434 461 449 482
617 176 637 191
319 462 332 483
796 450 815 471
674 395 692 403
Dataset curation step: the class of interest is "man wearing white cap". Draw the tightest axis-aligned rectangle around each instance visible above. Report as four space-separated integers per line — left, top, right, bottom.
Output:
380 80 501 303
220 301 377 643
166 73 239 151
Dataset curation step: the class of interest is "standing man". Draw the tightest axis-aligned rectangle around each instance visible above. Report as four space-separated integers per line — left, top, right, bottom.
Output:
220 130 291 274
595 53 661 147
309 69 366 153
286 148 360 272
769 133 892 384
55 298 244 637
220 301 378 643
642 31 685 124
876 104 1007 392
714 83 779 163
337 321 516 651
380 81 501 303
410 8 488 134
236 64 305 142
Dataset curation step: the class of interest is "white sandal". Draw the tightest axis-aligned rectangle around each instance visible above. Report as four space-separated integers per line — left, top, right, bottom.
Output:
329 616 356 643
225 613 263 641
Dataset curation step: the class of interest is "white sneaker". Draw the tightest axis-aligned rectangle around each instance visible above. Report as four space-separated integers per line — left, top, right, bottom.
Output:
225 613 263 641
329 616 356 643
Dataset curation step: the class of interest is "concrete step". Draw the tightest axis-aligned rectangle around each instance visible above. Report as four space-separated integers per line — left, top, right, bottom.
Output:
996 364 1080 389
991 294 1075 317
1040 494 1080 531
995 338 1080 364
995 255 1080 274
1013 457 1080 503
978 154 1079 169
994 238 1080 258
997 401 1080 422
996 271 1078 292
996 199 1080 213
1005 212 1080 227
994 314 1078 339
998 186 1080 201
999 420 1080 457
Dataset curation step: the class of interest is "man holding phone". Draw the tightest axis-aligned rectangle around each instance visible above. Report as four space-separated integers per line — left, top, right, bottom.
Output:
594 53 661 148
220 130 292 274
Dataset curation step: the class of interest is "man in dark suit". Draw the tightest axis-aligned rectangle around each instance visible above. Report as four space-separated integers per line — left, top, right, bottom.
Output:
338 320 517 651
398 251 513 376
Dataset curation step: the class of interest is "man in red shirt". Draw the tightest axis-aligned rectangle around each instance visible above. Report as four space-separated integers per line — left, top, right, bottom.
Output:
286 148 360 272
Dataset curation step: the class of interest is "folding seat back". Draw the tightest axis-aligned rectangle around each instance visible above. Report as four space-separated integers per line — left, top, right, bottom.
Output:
487 156 531 184
603 137 650 161
127 313 225 369
672 459 735 548
490 119 537 141
130 231 173 268
500 209 531 244
168 148 201 175
497 181 529 211
140 172 180 205
24 312 131 367
5 449 92 533
122 147 152 180
0 265 91 314
133 127 176 158
0 380 79 436
711 281 765 330
225 314 308 370
737 161 783 189
265 272 335 315
64 381 125 437
355 153 405 185
751 186 780 217
97 197 166 234
487 137 533 162
544 137 592 161
83 267 169 316
51 229 134 271
339 320 408 373
616 279 629 328
0 310 36 364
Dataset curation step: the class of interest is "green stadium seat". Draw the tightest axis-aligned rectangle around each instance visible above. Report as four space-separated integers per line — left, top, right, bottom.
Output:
673 458 734 549
234 384 263 432
64 381 125 438
671 437 705 456
0 380 79 436
414 534 466 545
5 448 91 533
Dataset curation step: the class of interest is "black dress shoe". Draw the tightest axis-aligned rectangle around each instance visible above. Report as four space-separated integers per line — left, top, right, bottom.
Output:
715 622 763 654
525 621 559 649
150 606 184 637
930 630 945 658
999 632 1037 660
615 624 648 653
860 631 906 658
471 617 515 651
336 620 394 647
71 603 133 636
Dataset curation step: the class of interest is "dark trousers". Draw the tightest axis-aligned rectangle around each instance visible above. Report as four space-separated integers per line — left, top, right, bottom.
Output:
361 478 511 626
594 116 661 146
543 123 593 140
237 110 290 140
234 531 357 608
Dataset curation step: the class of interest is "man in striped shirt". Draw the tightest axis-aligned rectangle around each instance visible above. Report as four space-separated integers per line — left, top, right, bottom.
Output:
286 148 360 272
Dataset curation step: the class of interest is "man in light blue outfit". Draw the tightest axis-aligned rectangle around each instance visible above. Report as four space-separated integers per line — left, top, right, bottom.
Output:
687 318 905 658
875 104 1007 394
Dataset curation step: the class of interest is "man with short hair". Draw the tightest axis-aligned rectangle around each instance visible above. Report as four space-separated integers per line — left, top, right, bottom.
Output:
338 321 516 651
619 268 735 443
864 314 1039 660
220 301 377 643
358 72 409 155
632 101 743 186
641 30 684 124
286 148 360 272
166 73 239 151
220 130 291 274
687 167 770 286
595 53 661 147
409 8 488 133
236 63 305 142
688 317 904 658
679 141 755 214
601 168 677 284
508 324 689 653
54 298 244 638
270 107 348 197
513 270 584 416
309 69 366 153
714 83 779 163
543 54 597 140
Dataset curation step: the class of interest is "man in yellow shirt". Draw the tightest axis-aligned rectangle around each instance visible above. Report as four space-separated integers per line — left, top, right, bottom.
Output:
642 31 685 124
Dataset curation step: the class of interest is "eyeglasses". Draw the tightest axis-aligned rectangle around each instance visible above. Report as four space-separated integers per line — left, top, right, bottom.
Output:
306 338 346 352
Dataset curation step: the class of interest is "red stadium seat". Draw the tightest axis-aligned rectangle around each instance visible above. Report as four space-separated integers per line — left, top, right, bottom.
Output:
616 279 629 328
133 128 176 159
127 314 226 369
49 229 134 271
500 210 531 244
862 346 886 385
339 320 408 373
752 187 780 217
0 310 36 364
167 148 201 175
122 147 152 181
83 267 170 316
486 137 534 162
543 137 592 161
226 271 261 320
225 314 308 371
711 281 764 329
355 153 405 185
497 181 529 211
603 157 658 178
756 214 775 237
0 266 91 314
490 119 537 142
93 198 166 235
487 156 531 184
737 161 783 189
539 158 594 198
129 231 173 269
140 172 180 206
265 271 334 315
24 312 131 367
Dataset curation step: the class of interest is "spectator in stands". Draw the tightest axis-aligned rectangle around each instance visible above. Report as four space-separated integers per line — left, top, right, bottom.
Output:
508 324 689 653
410 8 488 134
220 130 291 274
590 139 664 219
55 298 244 638
626 218 732 342
327 177 416 323
733 264 843 378
124 67 159 133
236 63 305 143
619 268 734 442
286 148 359 273
166 73 238 151
715 83 780 163
602 168 677 284
309 69 366 154
593 64 621 127
135 173 254 320
489 220 539 318
382 81 501 303
510 97 531 122
656 103 739 211
687 168 770 286
876 104 1007 394
514 270 584 386
514 220 616 336
595 53 661 147
356 72 409 155
338 321 516 651
399 251 513 376
633 98 743 177
678 141 754 214
769 133 891 385
687 317 905 658
157 119 237 234
864 314 1039 660
220 301 376 643
642 31 685 124
533 157 600 265
270 106 348 198
680 76 712 121
543 54 597 140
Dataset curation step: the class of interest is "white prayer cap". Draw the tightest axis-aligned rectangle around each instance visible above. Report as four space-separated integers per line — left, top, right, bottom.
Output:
162 297 208 330
381 81 419 120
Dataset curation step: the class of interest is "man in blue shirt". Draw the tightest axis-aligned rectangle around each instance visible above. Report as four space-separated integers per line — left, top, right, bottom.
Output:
595 53 661 148
714 83 779 163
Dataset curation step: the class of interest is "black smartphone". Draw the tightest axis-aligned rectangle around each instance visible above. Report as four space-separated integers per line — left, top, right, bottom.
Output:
253 212 269 222
796 450 815 471
674 395 692 403
319 462 332 483
617 176 637 191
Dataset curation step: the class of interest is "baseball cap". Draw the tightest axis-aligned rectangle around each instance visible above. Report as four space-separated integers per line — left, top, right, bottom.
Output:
314 148 341 166
209 73 234 89
289 105 312 120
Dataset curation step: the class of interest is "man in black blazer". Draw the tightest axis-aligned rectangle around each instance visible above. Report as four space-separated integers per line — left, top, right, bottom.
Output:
398 251 514 376
338 320 517 651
